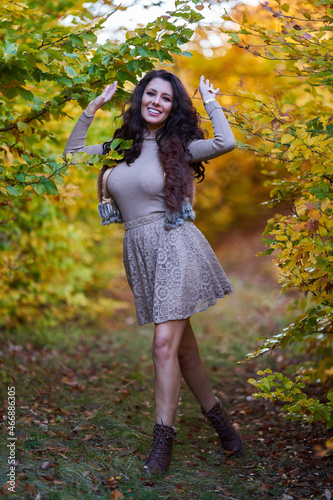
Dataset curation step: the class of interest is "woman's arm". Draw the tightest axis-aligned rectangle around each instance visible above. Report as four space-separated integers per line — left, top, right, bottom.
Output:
187 76 236 163
63 113 104 156
63 82 117 156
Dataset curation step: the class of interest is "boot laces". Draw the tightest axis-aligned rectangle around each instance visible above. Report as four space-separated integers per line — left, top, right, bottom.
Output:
144 425 175 466
206 404 236 441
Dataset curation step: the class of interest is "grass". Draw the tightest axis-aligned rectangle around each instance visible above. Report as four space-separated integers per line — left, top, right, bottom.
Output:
0 232 330 499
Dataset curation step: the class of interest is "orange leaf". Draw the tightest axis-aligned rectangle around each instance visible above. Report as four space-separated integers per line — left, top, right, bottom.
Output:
110 489 124 500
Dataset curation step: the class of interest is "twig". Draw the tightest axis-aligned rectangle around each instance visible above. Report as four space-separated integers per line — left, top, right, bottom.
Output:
70 381 134 433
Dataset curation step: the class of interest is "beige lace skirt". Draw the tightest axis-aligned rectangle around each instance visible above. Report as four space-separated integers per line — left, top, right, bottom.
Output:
123 213 234 326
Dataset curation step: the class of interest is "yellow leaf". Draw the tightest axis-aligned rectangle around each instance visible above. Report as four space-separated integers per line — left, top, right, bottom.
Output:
311 163 324 174
326 437 333 450
276 235 288 241
125 31 137 39
319 226 328 237
36 62 49 72
281 134 294 144
321 198 330 212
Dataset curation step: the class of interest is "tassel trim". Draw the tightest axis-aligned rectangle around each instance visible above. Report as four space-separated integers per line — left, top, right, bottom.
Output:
98 201 123 225
97 197 195 229
164 197 195 230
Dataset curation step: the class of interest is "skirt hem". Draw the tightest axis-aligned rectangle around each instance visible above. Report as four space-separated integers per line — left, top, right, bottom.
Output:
137 290 235 326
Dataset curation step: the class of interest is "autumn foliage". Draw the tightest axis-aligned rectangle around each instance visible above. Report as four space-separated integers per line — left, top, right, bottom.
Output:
0 0 203 327
217 0 333 431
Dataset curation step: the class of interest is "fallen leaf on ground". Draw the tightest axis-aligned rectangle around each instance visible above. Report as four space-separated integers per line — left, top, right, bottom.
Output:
110 489 124 500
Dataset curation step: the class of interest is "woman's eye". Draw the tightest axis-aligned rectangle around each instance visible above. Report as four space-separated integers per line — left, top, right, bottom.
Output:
147 91 155 96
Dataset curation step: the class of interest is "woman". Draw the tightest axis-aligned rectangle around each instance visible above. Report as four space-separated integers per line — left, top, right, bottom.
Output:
63 70 243 475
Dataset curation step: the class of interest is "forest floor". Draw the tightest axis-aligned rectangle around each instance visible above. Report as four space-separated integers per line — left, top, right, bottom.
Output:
0 228 332 500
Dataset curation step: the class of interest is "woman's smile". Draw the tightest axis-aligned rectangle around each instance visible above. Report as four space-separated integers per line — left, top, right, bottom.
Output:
141 77 173 130
148 108 162 115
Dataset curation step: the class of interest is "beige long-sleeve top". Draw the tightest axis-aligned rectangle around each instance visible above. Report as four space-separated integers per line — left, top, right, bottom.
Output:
63 100 236 223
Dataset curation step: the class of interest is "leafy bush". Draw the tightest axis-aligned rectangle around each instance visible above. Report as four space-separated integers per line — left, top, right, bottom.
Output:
221 0 333 432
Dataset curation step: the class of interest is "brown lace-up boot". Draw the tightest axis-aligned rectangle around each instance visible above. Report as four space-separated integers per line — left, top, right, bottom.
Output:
201 397 243 455
142 423 176 475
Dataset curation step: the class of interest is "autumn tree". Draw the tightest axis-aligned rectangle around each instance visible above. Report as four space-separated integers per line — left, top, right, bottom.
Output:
216 0 333 437
0 0 203 328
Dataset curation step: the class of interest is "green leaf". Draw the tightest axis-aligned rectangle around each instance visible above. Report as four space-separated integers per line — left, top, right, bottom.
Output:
229 33 240 44
82 32 97 44
120 140 133 150
33 183 46 196
64 66 77 77
6 186 21 196
57 76 73 87
6 88 19 100
43 180 59 195
17 121 32 133
109 138 124 150
18 88 34 101
69 34 83 47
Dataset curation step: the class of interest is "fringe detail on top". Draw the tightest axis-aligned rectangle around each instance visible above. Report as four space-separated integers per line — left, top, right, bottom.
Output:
98 201 123 225
164 197 195 230
97 199 195 229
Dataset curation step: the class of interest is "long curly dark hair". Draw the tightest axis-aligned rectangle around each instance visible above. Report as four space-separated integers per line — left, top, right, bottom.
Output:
98 70 206 211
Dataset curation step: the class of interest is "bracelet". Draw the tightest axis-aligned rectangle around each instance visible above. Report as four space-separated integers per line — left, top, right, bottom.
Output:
204 97 216 105
83 109 95 118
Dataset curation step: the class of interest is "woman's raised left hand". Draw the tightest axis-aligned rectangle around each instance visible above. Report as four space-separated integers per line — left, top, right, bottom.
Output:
85 81 118 116
199 75 220 104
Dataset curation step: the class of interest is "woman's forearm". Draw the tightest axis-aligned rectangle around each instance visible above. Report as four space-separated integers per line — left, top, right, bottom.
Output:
188 101 236 163
63 113 104 156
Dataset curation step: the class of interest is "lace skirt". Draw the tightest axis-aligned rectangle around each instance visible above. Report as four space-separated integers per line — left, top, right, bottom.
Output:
123 213 234 326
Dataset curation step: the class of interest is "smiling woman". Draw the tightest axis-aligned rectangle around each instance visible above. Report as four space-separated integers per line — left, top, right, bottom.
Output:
63 69 242 476
141 78 173 130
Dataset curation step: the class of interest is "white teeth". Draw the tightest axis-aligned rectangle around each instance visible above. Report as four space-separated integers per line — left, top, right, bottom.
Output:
148 108 161 115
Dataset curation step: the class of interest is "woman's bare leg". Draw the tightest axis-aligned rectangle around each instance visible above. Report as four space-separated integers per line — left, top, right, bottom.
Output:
178 319 216 412
152 319 188 427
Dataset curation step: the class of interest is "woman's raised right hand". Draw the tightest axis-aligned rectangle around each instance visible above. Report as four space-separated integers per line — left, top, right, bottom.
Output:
85 81 118 116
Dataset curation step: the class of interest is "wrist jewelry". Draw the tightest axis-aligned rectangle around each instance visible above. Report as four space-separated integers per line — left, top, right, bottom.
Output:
204 97 216 105
83 109 95 118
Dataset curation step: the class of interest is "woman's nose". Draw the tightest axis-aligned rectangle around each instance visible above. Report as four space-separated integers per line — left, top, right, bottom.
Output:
152 95 161 106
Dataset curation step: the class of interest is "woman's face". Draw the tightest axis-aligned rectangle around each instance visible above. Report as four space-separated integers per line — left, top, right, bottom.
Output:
141 77 173 131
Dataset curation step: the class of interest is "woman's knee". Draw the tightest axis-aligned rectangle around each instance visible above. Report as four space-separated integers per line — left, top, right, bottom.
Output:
152 320 187 363
152 333 177 363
